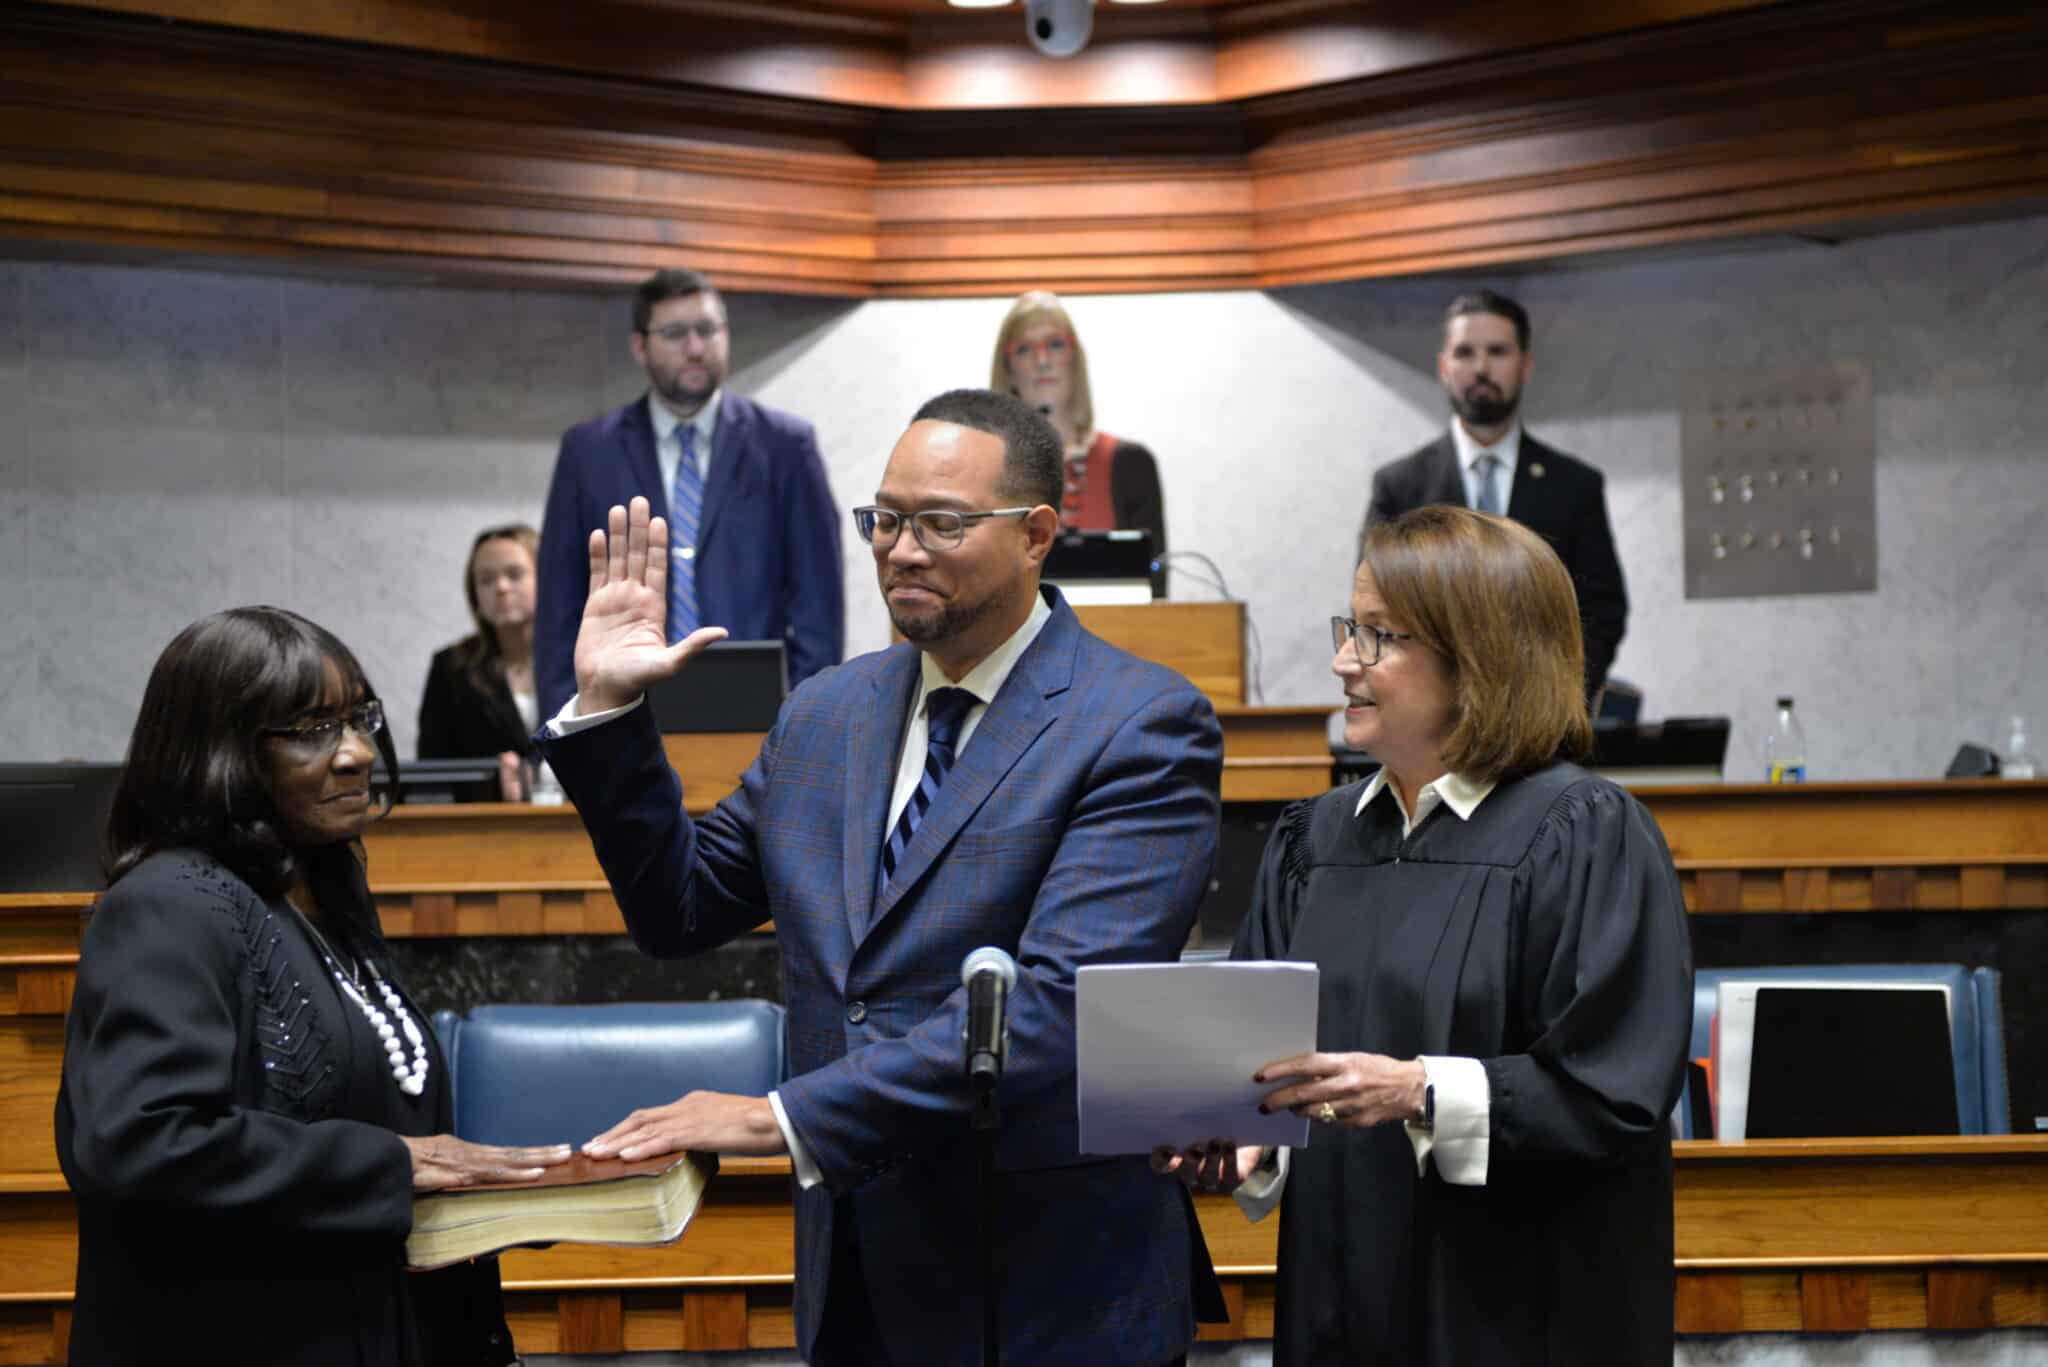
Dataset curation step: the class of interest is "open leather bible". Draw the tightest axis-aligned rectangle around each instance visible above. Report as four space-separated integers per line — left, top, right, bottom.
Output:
406 1151 718 1270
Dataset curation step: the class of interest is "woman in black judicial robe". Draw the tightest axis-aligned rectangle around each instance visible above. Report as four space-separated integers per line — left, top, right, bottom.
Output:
56 607 571 1366
1156 507 1692 1365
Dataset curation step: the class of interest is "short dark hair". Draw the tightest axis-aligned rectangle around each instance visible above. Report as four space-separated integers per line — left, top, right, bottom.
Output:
910 388 1063 509
107 607 398 898
1445 289 1531 351
633 268 722 333
1359 505 1590 782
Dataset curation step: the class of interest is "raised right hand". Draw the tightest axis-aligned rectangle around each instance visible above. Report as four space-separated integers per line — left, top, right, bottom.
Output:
573 497 728 715
400 1135 575 1192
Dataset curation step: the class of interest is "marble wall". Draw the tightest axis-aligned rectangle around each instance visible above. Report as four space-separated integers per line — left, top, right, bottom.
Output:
4 213 2044 777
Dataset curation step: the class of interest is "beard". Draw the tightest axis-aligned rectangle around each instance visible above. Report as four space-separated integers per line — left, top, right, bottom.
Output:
1449 381 1520 428
885 578 1003 648
650 360 722 412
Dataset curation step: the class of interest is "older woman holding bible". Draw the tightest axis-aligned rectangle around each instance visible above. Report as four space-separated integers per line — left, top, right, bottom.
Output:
1155 506 1692 1365
56 606 571 1366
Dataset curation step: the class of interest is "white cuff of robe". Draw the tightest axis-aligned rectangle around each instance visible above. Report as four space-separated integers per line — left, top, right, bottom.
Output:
1232 1146 1289 1223
767 1091 823 1190
1406 1055 1489 1186
544 692 642 737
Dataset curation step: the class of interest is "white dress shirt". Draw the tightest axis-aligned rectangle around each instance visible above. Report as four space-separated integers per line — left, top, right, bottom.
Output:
1234 767 1499 1221
545 591 1055 1188
647 390 718 500
1449 418 1521 514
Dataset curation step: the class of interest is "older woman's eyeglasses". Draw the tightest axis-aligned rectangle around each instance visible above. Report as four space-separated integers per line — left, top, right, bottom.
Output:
1330 617 1414 666
262 700 384 757
853 506 1034 552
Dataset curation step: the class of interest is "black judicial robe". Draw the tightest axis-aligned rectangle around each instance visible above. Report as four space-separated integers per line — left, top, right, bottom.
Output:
1236 762 1692 1366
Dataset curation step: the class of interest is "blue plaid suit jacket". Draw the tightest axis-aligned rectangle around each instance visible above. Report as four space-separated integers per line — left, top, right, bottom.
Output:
545 588 1224 1365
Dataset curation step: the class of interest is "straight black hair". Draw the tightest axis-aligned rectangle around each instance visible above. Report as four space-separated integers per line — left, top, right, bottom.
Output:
107 606 397 898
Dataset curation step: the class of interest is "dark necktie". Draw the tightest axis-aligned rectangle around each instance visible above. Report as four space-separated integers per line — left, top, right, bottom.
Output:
880 687 978 890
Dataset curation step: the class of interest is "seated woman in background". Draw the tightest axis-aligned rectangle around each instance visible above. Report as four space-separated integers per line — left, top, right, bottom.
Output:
418 523 546 800
1154 506 1692 1365
57 606 571 1366
991 290 1169 596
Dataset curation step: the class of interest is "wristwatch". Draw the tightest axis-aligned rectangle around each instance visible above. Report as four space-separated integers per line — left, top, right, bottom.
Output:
1415 1080 1435 1132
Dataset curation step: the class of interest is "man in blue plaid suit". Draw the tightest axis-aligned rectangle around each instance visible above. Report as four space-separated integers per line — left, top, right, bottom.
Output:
539 389 1225 1365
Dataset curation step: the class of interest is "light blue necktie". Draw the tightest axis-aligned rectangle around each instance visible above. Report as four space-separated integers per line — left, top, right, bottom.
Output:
668 425 701 643
878 688 978 897
1474 453 1504 516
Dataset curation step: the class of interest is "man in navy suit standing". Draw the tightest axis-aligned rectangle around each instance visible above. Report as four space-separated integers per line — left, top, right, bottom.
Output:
535 267 843 717
1361 290 1628 698
537 390 1224 1365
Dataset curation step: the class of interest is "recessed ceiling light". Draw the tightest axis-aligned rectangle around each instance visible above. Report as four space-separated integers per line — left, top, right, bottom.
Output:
945 1 1014 9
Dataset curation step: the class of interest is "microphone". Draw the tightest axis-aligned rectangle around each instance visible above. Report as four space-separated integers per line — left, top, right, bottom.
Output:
961 945 1018 1092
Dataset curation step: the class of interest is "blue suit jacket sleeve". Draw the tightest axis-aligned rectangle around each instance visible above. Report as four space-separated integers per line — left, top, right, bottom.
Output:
542 697 777 957
536 427 595 720
777 420 844 688
777 685 1221 1190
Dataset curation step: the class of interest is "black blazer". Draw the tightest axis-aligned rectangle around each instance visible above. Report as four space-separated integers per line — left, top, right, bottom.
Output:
56 850 514 1366
418 641 535 762
1362 430 1629 693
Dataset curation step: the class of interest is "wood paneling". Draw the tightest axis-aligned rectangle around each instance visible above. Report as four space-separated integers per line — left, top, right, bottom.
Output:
2 3 2045 294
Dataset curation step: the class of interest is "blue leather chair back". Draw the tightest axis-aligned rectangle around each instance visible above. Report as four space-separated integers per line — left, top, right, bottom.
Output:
1679 964 2008 1137
434 1001 788 1148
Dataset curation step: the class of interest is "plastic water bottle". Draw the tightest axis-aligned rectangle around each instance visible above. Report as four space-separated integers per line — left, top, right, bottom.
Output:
1764 696 1807 783
2005 716 2038 781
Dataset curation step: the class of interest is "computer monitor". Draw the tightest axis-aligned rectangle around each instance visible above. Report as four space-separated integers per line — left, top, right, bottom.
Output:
373 757 505 805
1042 529 1155 605
647 639 789 733
1588 716 1730 785
0 763 123 893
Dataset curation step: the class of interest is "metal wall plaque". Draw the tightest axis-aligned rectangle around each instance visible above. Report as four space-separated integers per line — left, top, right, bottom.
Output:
1680 361 1876 598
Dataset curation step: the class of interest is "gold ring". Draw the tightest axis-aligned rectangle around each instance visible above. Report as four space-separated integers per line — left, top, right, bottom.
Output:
1316 1102 1337 1124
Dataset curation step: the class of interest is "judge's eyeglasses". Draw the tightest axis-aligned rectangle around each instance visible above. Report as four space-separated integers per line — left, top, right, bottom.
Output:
1330 617 1415 666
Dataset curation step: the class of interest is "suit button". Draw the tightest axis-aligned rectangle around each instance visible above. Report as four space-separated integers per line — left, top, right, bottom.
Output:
846 1001 867 1024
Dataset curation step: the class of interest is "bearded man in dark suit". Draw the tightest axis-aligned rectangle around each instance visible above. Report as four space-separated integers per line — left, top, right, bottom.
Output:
1361 290 1628 697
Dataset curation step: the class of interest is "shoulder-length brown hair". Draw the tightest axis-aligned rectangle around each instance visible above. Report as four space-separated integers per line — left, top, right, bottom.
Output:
453 523 540 672
1360 505 1592 783
988 290 1095 441
106 606 398 897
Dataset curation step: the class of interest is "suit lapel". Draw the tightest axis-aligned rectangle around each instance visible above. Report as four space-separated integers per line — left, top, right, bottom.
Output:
698 391 746 549
863 596 1077 941
622 400 666 518
1424 434 1466 508
843 646 920 943
1506 432 1561 529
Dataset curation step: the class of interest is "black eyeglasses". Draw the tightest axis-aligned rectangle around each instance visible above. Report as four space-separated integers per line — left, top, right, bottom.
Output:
853 506 1035 552
1330 617 1414 666
262 700 385 757
641 320 725 344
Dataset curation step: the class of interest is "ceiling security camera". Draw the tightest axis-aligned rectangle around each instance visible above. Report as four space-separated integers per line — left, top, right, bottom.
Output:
1025 0 1094 60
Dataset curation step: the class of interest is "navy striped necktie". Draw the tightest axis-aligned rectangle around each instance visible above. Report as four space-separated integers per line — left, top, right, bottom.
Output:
668 424 701 642
880 687 978 892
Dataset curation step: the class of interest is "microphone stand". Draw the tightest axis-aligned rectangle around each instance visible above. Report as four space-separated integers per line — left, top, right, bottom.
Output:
970 1046 1001 1367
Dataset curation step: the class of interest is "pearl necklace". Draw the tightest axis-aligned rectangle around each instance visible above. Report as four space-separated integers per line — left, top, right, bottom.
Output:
288 902 431 1098
331 967 432 1098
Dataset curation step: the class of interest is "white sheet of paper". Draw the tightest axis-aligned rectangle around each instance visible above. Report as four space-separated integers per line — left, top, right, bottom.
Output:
1076 961 1319 1155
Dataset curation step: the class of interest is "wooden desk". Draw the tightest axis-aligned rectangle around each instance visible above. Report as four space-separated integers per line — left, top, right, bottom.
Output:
3 1140 2043 1359
6 781 2048 1361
